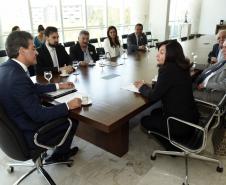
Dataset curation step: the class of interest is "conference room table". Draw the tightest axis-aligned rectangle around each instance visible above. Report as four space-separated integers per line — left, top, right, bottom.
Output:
33 35 216 157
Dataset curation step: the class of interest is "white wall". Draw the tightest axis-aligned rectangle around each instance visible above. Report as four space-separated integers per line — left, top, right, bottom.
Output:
199 0 226 34
130 0 150 30
148 0 170 41
188 0 202 34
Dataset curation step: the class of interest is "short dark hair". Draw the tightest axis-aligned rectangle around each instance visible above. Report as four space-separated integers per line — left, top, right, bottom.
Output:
5 31 33 58
135 23 143 29
79 30 89 37
44 26 58 37
11 26 20 32
38 25 45 32
158 40 191 70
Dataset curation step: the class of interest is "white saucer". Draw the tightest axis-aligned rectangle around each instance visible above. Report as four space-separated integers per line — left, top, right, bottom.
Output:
60 73 70 77
82 98 92 106
88 63 95 66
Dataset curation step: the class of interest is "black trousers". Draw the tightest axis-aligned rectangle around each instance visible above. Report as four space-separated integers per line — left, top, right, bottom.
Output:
141 108 194 151
25 120 78 155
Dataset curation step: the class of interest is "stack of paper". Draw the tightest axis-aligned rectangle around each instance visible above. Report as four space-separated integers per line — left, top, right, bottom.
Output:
121 83 140 93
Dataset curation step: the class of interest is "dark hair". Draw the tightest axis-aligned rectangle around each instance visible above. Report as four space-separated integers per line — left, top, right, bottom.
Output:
158 40 191 70
107 26 120 48
79 30 90 37
5 31 33 58
11 26 20 32
38 25 45 32
135 23 143 30
44 26 58 37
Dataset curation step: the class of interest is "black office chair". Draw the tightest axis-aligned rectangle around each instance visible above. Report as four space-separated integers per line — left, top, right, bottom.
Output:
0 50 7 57
121 34 128 45
148 102 224 185
121 34 128 40
145 31 158 48
100 37 107 43
89 38 99 48
96 47 105 58
63 41 75 48
188 34 195 40
196 34 205 38
0 105 74 185
181 37 188 41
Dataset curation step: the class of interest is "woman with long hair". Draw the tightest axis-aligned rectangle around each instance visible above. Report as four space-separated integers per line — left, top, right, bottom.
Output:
103 26 123 58
134 40 199 150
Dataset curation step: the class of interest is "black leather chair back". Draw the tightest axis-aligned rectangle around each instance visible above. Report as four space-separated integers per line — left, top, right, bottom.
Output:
96 47 105 56
100 37 107 42
0 105 31 161
64 41 75 48
0 50 7 57
89 38 98 44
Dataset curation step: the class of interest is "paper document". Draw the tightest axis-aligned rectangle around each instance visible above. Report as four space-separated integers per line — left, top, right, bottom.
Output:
45 88 77 99
55 92 83 103
121 83 140 93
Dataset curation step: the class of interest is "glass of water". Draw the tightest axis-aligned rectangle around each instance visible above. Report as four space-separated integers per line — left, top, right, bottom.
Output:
44 71 52 83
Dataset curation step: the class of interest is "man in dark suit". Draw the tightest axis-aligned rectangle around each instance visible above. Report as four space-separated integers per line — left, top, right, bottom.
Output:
69 30 99 66
127 23 148 54
36 26 74 74
0 31 82 162
208 30 226 64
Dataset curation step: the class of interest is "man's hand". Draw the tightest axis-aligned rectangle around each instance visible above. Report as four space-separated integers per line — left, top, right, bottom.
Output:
197 83 205 90
59 65 74 74
67 98 82 110
210 57 217 64
138 45 146 50
59 82 75 89
79 61 88 67
134 80 145 89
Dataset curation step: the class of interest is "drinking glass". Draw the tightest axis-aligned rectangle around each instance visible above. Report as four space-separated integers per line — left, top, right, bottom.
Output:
44 71 52 83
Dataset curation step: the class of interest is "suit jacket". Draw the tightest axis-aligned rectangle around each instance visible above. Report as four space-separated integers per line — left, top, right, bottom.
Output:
0 59 68 135
36 44 72 74
206 60 226 91
139 62 199 123
208 43 220 63
69 42 99 62
127 33 147 54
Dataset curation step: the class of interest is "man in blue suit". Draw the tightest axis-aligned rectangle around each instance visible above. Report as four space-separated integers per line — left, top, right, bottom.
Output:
0 31 82 162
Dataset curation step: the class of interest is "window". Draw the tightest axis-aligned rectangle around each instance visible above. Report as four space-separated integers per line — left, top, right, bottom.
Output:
30 0 61 33
86 0 106 27
0 0 31 33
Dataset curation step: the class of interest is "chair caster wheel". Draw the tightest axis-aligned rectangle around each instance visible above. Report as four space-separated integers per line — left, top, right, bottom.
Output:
150 155 156 160
67 160 74 167
182 183 189 185
216 166 223 173
7 166 14 173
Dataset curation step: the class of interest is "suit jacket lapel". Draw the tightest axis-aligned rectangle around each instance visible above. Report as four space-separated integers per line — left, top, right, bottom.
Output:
43 44 54 67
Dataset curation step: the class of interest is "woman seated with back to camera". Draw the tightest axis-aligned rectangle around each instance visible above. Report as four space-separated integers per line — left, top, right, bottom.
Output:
103 26 123 58
134 40 200 150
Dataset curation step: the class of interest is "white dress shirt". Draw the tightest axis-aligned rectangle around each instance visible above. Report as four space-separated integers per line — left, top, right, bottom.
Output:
217 49 224 63
103 38 123 58
45 42 59 70
83 47 93 63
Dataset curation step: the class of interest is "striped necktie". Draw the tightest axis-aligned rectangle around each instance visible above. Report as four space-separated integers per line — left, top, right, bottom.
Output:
196 60 226 84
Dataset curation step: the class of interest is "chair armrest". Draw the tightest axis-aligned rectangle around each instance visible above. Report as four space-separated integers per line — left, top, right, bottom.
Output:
166 117 206 152
34 118 72 150
195 98 219 109
167 117 204 141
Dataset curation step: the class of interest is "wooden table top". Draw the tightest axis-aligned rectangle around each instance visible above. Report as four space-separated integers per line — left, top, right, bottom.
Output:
33 35 216 133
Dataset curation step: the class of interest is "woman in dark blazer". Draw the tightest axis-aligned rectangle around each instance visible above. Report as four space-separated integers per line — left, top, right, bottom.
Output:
134 40 199 149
